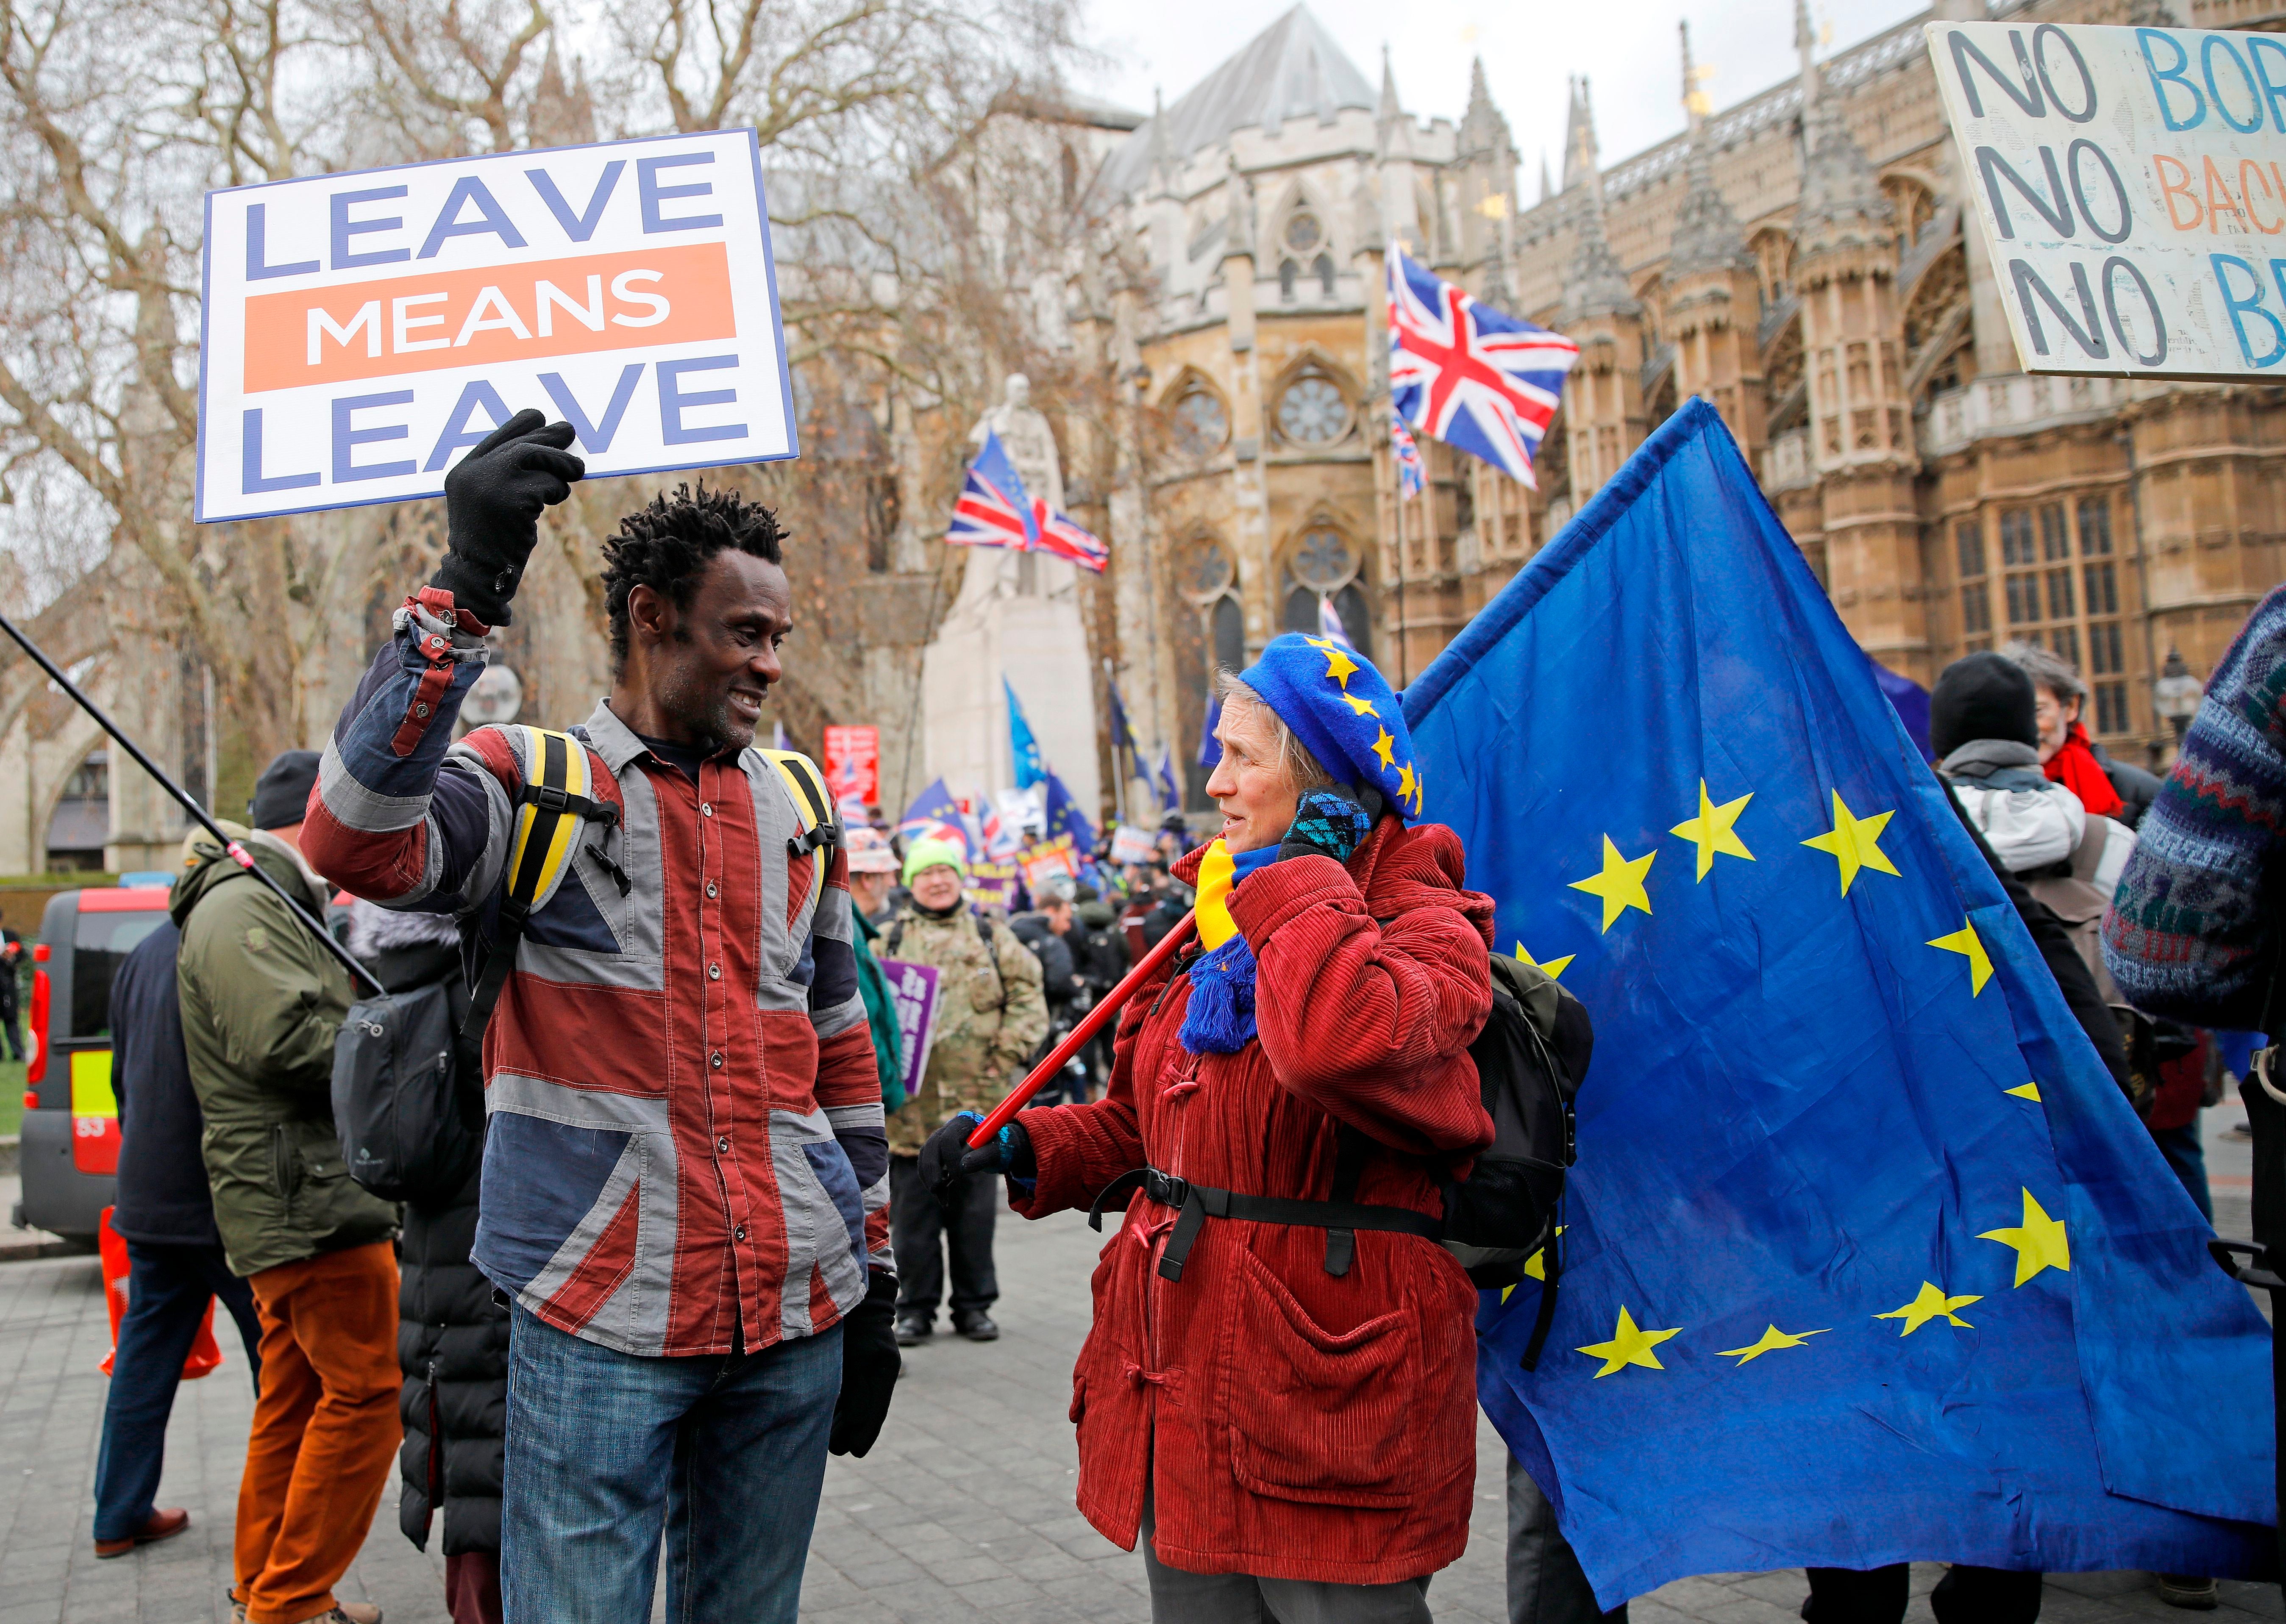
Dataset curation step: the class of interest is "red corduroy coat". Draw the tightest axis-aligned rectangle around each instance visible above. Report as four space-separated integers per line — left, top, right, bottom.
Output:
1011 819 1496 1585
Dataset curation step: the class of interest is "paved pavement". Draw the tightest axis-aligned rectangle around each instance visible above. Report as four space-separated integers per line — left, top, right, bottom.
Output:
0 1100 2274 1624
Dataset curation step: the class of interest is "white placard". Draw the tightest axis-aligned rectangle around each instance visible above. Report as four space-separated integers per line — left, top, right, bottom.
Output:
1927 19 2286 381
195 130 796 522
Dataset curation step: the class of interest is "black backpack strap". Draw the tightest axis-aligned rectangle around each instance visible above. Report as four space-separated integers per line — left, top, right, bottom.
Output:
887 918 904 955
1520 1221 1563 1371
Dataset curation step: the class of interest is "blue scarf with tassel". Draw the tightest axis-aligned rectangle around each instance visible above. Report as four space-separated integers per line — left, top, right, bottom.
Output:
1178 840 1281 1055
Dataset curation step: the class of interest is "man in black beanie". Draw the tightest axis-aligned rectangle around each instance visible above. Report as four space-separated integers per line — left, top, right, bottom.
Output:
247 750 322 833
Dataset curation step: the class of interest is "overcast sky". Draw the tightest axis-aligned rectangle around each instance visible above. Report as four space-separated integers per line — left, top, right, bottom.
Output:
1074 0 1932 180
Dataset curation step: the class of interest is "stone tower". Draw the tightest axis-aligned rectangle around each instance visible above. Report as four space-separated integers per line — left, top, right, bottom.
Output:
1665 21 1766 464
1559 77 1645 508
1788 0 1923 677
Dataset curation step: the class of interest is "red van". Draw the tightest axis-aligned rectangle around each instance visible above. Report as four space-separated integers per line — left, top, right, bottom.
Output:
18 886 173 1244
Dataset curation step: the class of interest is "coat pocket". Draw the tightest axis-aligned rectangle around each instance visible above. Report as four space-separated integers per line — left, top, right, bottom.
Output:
1224 1245 1417 1507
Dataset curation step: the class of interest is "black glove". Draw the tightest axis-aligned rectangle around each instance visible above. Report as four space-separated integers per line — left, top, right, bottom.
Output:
918 1112 1034 1206
829 1270 901 1458
430 408 586 626
1279 789 1374 865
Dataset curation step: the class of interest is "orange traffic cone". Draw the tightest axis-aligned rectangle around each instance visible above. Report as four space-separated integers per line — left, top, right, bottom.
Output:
97 1206 222 1380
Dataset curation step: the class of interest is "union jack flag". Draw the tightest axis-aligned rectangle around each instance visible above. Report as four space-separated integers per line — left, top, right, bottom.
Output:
1387 244 1577 488
1389 411 1425 500
946 429 1038 550
1032 501 1108 573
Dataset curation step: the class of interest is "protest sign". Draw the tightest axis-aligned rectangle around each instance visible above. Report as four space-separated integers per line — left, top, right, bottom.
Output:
196 130 795 522
1109 824 1157 867
823 725 879 807
966 860 1023 913
875 959 941 1103
1018 837 1082 893
1928 19 2286 379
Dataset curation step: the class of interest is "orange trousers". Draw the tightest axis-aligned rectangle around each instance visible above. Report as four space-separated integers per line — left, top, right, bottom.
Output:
235 1241 402 1624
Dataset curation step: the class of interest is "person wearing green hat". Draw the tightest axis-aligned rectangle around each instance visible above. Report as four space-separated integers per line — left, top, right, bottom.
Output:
880 835 1047 1345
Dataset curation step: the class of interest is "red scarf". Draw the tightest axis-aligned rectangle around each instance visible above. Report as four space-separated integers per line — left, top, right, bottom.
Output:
2043 722 2123 818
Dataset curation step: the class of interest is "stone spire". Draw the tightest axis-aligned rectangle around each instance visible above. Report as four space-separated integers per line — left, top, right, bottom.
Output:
1457 56 1509 159
1147 87 1178 196
1794 0 1893 247
1558 75 1595 193
1668 20 1750 278
1562 75 1636 322
1376 45 1409 158
1538 150 1553 205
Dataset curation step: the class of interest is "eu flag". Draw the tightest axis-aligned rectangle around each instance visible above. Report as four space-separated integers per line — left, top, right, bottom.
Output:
1007 677 1046 791
1404 400 2274 1601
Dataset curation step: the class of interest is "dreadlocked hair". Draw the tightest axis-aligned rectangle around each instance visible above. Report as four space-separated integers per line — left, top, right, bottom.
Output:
600 483 786 672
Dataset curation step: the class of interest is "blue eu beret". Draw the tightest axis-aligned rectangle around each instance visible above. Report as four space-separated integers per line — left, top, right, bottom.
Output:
1237 633 1423 822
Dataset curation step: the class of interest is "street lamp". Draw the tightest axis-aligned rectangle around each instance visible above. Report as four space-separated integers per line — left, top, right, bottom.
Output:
2153 648 2203 745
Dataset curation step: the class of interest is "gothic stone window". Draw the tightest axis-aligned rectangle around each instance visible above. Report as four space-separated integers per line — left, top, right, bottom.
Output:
1275 370 1351 447
1171 382 1229 458
1174 534 1245 809
1955 516 1990 651
1999 497 2133 738
1279 209 1335 302
1279 525 1371 658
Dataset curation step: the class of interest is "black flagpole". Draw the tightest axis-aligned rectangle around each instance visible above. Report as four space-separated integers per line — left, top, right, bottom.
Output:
0 612 384 996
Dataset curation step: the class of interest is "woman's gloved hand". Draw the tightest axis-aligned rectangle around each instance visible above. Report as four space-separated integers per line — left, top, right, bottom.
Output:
430 408 586 626
918 1111 1034 1206
828 1269 901 1457
1279 789 1373 865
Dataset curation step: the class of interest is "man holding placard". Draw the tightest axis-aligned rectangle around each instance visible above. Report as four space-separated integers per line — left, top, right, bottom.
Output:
301 409 898 1623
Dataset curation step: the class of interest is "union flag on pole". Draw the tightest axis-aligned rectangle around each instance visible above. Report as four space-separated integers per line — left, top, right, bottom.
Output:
1033 502 1108 573
947 429 1038 550
1387 243 1577 488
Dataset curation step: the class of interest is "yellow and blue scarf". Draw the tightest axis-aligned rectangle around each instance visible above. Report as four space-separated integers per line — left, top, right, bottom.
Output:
1179 838 1281 1054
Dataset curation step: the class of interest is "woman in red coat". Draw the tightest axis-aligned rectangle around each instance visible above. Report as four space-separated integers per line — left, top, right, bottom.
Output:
923 633 1496 1620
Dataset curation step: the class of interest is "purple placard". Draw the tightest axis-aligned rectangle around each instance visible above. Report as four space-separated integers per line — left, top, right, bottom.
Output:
875 958 941 1102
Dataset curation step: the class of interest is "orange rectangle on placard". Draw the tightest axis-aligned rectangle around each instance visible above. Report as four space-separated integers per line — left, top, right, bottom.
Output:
242 242 736 394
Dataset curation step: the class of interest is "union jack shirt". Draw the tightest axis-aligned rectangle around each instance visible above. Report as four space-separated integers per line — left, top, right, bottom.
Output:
304 588 887 1358
1387 244 1578 488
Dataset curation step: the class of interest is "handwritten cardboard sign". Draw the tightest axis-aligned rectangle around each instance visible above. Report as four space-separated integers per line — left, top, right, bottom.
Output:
1929 20 2286 379
196 130 795 522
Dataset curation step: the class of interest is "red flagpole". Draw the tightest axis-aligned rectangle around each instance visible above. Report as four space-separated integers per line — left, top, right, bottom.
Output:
966 911 1198 1147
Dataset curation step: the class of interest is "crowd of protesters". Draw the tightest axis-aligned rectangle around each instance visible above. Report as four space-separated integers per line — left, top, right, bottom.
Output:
70 411 2286 1624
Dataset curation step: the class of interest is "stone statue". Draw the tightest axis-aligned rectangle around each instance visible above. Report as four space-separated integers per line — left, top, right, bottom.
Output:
968 373 1065 516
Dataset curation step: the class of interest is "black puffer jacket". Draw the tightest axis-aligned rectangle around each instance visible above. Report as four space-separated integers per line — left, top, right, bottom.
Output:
349 902 504 1557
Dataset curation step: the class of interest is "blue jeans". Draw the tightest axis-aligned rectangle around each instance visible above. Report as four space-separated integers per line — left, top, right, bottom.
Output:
499 1304 841 1624
92 1240 263 1541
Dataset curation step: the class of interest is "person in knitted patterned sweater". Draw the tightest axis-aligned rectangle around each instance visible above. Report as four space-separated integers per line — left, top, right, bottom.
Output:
2103 585 2286 1030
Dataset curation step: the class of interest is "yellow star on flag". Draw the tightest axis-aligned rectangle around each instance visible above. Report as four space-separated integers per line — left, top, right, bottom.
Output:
1575 1305 1680 1377
1515 941 1574 980
1716 1324 1827 1364
2005 1081 2042 1102
1411 759 1427 814
1669 781 1755 881
1521 1225 1569 1281
1874 1281 1983 1335
1371 727 1397 770
1927 918 1993 995
1569 836 1656 932
1801 791 1901 896
1396 761 1417 803
1978 1188 2070 1286
1341 692 1379 717
1305 636 1361 689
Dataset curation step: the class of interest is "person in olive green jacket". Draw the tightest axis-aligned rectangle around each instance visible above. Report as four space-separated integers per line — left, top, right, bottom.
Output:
881 836 1046 1345
173 753 398 1624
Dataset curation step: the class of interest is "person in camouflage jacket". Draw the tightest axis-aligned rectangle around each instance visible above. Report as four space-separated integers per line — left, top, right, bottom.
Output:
879 837 1046 1343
